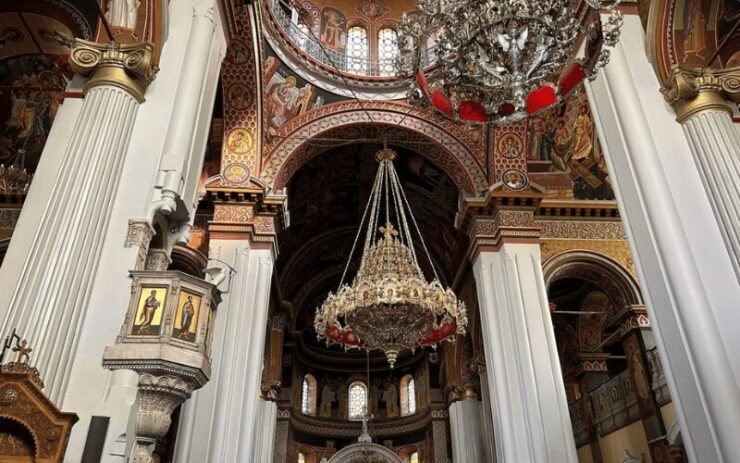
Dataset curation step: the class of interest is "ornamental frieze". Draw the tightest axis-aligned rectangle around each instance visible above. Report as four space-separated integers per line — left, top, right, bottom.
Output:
537 220 626 240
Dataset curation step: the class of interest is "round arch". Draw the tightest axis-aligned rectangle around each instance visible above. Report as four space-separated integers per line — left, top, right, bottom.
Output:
328 442 403 463
646 0 735 84
543 250 643 309
260 101 488 196
0 415 39 460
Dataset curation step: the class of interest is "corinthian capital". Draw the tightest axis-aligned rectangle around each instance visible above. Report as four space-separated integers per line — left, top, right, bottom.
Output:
661 66 740 122
70 39 159 102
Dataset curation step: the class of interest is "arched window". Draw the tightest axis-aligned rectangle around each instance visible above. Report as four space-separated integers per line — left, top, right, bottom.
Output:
346 26 368 75
301 374 318 416
400 374 416 416
348 381 368 420
298 452 306 463
410 451 419 463
377 27 399 76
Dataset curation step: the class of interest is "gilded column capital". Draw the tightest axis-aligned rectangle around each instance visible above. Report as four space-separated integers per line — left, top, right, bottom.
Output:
70 39 158 103
661 66 740 122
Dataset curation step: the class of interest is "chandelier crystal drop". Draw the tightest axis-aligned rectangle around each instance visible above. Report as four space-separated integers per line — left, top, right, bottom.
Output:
397 0 623 124
314 148 467 368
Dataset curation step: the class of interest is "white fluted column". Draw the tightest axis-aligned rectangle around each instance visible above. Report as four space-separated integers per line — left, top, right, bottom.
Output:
449 396 487 463
586 15 740 463
477 368 497 462
174 238 274 462
662 66 740 280
251 399 278 462
473 243 577 463
0 41 156 402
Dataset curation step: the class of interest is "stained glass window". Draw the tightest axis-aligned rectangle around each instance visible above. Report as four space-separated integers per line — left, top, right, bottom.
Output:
301 374 317 415
400 374 417 416
346 26 368 75
348 381 367 420
410 451 419 463
378 28 399 76
407 377 416 414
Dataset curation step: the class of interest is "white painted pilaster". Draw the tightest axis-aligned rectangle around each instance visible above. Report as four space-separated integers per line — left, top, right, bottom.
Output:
449 398 487 463
174 239 274 462
473 243 577 463
252 399 278 463
586 15 740 463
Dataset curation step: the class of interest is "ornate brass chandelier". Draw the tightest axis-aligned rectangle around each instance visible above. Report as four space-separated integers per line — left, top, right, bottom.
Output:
397 0 623 123
314 148 467 368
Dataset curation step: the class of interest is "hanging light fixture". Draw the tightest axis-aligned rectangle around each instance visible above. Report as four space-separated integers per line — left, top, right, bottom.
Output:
314 148 467 368
396 0 623 124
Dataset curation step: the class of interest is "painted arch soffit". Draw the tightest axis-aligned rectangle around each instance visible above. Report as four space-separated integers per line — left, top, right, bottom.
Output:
260 101 488 196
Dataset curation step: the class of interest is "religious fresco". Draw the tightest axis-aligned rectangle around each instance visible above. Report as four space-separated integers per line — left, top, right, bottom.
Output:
673 0 715 67
319 7 347 53
716 0 740 67
263 47 340 140
528 86 614 200
578 290 611 352
172 291 201 342
132 287 167 336
0 54 70 172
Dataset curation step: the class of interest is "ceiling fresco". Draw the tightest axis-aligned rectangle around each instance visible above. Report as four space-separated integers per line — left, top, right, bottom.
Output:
0 0 99 183
527 85 615 200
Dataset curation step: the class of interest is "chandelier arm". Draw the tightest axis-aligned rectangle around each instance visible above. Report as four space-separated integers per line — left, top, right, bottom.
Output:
390 161 441 282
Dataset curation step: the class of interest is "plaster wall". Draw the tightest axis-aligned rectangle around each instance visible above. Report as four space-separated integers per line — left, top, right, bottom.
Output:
597 420 652 463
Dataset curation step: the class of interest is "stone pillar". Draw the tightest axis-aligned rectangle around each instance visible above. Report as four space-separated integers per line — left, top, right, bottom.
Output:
252 399 278 463
251 314 285 462
469 208 577 463
173 202 278 462
575 354 608 463
448 389 486 463
585 15 740 462
0 40 156 402
476 361 497 463
614 308 670 460
661 66 740 281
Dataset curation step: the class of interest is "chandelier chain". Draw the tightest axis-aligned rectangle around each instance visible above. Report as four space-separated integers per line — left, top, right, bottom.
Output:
389 159 440 282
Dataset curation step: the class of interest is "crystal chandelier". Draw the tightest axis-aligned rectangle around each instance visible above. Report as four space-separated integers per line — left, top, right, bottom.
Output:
397 0 623 123
314 148 467 368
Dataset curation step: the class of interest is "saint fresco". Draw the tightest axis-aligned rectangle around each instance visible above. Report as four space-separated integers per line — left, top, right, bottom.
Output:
173 291 201 342
132 288 167 335
319 7 347 53
264 57 319 138
0 54 69 170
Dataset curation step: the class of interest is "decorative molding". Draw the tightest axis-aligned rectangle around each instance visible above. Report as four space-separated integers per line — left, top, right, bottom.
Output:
0 208 20 229
661 67 740 122
70 40 158 102
466 208 540 256
537 220 626 240
289 408 433 438
619 313 651 336
125 219 155 248
580 359 608 373
261 101 487 195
